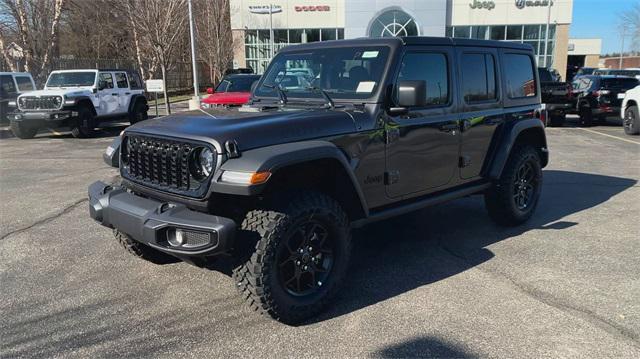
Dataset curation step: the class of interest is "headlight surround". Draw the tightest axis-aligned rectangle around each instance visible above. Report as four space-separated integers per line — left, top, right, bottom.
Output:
190 147 215 180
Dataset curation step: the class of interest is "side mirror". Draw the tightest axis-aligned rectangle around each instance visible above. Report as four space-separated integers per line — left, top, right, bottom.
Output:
97 81 106 91
396 80 427 108
206 87 214 94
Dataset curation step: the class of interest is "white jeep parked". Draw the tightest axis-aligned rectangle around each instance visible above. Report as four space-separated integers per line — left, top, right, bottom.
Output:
621 85 640 136
8 69 148 139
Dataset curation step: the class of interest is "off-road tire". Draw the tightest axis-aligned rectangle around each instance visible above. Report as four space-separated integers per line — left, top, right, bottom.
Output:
484 145 542 226
578 105 593 127
113 229 176 264
624 105 640 135
10 120 37 139
547 114 564 127
233 191 352 324
71 106 96 138
129 100 148 124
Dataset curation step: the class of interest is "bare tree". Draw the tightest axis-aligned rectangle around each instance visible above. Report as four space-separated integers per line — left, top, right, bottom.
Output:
127 0 189 114
194 0 233 85
0 0 66 83
620 2 640 52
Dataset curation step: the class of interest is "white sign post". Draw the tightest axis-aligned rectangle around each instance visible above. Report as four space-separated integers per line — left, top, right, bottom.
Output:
146 79 165 117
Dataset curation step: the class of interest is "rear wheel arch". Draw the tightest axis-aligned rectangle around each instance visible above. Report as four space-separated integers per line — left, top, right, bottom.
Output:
488 119 548 180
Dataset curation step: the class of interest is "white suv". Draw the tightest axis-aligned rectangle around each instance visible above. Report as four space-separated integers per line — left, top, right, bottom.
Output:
621 85 640 135
9 69 148 139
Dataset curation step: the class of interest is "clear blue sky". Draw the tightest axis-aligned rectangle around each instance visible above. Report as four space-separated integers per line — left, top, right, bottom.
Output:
570 0 637 55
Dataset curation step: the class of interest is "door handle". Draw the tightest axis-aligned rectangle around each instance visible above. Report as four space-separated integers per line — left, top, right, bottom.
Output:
111 93 118 96
439 123 459 132
125 92 131 95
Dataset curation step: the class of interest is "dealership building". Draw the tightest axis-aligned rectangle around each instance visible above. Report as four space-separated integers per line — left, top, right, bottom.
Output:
230 0 596 80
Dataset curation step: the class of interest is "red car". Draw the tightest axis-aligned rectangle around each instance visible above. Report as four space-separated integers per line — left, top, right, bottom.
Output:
201 74 261 108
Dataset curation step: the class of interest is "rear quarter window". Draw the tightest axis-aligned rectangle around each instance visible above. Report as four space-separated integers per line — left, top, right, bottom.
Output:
504 54 536 98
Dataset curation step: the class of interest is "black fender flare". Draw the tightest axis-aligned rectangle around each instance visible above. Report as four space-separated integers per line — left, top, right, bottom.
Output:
487 118 548 180
127 94 148 114
211 140 369 215
70 96 97 115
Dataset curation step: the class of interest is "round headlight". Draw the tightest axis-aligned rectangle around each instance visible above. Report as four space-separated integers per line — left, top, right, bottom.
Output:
198 148 214 177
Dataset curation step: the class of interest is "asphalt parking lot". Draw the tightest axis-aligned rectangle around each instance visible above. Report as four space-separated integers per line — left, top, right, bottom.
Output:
1 118 639 358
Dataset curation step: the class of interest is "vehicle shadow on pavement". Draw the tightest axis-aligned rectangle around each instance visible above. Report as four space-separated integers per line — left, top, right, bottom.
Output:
308 170 637 325
373 336 474 358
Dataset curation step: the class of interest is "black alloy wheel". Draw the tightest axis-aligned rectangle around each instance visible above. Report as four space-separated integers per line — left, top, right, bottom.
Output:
513 161 537 210
276 219 335 296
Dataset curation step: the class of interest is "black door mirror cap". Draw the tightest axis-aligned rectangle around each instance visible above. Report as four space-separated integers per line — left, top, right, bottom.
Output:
397 80 427 108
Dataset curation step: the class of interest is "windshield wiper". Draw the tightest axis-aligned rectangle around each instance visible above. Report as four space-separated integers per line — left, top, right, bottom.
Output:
306 86 335 109
262 84 287 105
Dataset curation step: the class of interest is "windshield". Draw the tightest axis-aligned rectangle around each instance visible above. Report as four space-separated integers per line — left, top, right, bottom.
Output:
215 76 259 93
254 46 390 100
46 72 96 87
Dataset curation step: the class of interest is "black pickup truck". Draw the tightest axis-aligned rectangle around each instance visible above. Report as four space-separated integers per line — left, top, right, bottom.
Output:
89 37 548 324
538 67 573 127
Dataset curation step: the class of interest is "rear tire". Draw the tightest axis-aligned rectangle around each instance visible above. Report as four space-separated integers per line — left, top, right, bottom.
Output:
578 105 593 127
10 120 37 139
129 100 148 125
484 145 543 226
113 229 177 264
71 106 96 138
624 105 640 135
233 191 352 324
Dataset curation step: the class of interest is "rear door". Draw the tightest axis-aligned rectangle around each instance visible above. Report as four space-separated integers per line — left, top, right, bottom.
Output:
385 46 461 199
456 47 503 179
97 72 118 116
114 72 131 114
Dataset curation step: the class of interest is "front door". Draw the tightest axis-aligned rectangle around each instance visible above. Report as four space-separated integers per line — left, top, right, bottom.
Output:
385 48 461 199
456 47 503 179
97 72 118 116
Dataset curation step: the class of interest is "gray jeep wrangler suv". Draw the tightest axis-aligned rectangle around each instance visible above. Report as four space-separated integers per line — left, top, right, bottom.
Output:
89 37 548 324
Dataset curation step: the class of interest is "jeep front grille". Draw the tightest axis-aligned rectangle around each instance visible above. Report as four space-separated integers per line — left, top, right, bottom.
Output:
18 96 63 110
121 134 213 197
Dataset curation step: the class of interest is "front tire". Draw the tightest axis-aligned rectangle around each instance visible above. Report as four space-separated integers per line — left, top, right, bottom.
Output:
233 191 351 324
71 106 96 138
578 105 593 127
113 229 176 264
10 120 37 139
624 105 640 135
484 145 543 226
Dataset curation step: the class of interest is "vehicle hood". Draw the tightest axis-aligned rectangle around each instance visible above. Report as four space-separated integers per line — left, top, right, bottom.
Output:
18 88 93 98
202 92 251 105
127 106 363 152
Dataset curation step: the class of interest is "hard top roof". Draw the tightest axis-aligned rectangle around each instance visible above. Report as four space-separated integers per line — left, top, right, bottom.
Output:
278 36 532 53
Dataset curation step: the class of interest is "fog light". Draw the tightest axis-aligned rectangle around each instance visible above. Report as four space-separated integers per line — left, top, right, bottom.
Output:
167 229 185 247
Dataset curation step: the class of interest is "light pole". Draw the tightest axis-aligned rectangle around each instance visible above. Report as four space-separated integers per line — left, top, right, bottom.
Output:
619 26 627 69
543 0 552 68
188 0 200 110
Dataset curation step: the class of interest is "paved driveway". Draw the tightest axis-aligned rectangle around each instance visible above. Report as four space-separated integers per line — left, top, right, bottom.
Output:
1 124 639 358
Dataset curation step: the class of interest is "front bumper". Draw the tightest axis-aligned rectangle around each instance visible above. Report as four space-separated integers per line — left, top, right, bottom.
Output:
11 110 76 125
88 181 236 257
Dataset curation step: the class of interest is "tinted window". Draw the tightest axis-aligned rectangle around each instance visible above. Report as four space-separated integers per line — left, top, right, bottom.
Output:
601 77 639 90
397 52 449 106
0 75 17 94
461 53 497 103
15 76 34 92
504 54 536 98
99 73 114 89
115 73 128 88
216 76 260 92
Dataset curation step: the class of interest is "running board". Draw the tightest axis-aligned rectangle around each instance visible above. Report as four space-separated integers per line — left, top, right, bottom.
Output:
351 182 491 228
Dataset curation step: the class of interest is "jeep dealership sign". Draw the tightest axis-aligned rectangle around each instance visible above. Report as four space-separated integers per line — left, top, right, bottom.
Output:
248 5 282 14
515 0 553 9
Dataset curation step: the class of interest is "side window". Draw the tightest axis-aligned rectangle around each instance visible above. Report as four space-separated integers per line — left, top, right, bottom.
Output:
99 73 114 89
115 72 128 88
397 52 449 106
15 76 35 92
0 75 17 94
128 73 143 89
461 53 497 103
503 53 536 98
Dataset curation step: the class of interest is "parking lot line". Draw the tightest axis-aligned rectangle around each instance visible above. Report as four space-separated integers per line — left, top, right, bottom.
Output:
571 128 640 145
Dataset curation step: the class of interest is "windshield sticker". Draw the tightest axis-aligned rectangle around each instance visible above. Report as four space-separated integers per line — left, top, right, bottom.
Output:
356 81 376 93
362 51 379 59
